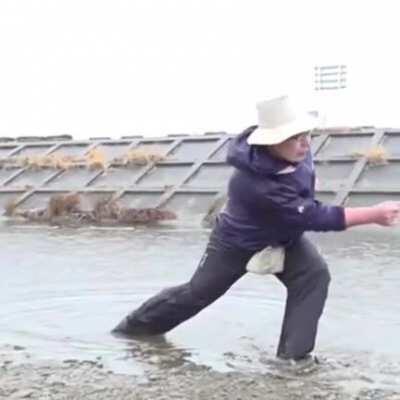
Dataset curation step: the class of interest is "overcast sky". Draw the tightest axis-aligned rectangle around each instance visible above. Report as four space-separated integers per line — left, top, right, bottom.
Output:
1 0 399 139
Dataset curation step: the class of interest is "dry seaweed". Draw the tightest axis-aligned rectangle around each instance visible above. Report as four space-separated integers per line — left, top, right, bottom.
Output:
85 149 108 170
47 192 81 218
4 199 18 217
113 148 166 166
352 145 389 166
5 193 177 226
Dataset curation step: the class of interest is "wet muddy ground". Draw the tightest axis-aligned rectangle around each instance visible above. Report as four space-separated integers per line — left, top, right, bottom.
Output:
1 222 400 398
1 344 400 399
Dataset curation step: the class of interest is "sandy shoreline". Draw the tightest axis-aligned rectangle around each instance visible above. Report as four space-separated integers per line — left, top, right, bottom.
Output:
1 345 400 400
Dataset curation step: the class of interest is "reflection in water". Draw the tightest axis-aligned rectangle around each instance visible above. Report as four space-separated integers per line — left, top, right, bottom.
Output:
1 221 400 374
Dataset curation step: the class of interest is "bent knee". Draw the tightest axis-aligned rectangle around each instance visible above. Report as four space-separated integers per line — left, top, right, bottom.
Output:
312 265 331 287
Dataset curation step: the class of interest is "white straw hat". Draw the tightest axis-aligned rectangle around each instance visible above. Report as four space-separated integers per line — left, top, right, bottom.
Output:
247 95 319 145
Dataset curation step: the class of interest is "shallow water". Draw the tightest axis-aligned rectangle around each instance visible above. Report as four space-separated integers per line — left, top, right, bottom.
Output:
1 220 400 375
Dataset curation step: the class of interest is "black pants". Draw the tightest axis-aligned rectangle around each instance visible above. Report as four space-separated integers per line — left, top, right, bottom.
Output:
112 234 330 360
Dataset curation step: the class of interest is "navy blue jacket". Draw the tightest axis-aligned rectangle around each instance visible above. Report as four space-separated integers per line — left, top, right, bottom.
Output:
214 126 346 251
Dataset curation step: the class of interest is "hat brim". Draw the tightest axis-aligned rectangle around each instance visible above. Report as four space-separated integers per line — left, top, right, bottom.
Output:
247 114 319 146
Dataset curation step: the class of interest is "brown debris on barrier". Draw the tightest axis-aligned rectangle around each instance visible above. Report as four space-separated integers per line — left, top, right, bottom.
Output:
4 199 18 217
365 146 389 165
0 147 167 171
352 146 389 166
118 207 176 223
4 193 177 226
47 193 81 218
352 145 389 166
113 148 167 166
85 149 108 170
1 154 82 170
93 198 176 223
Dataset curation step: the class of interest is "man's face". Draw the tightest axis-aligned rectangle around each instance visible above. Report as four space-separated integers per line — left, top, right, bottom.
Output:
269 131 311 162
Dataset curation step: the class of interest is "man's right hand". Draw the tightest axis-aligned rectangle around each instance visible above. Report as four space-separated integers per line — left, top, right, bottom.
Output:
372 201 400 226
344 201 400 228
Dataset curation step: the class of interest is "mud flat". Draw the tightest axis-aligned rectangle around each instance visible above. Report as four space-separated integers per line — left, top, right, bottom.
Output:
1 345 400 400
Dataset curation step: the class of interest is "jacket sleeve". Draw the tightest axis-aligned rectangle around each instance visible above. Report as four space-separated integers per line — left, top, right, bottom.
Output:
257 182 346 232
